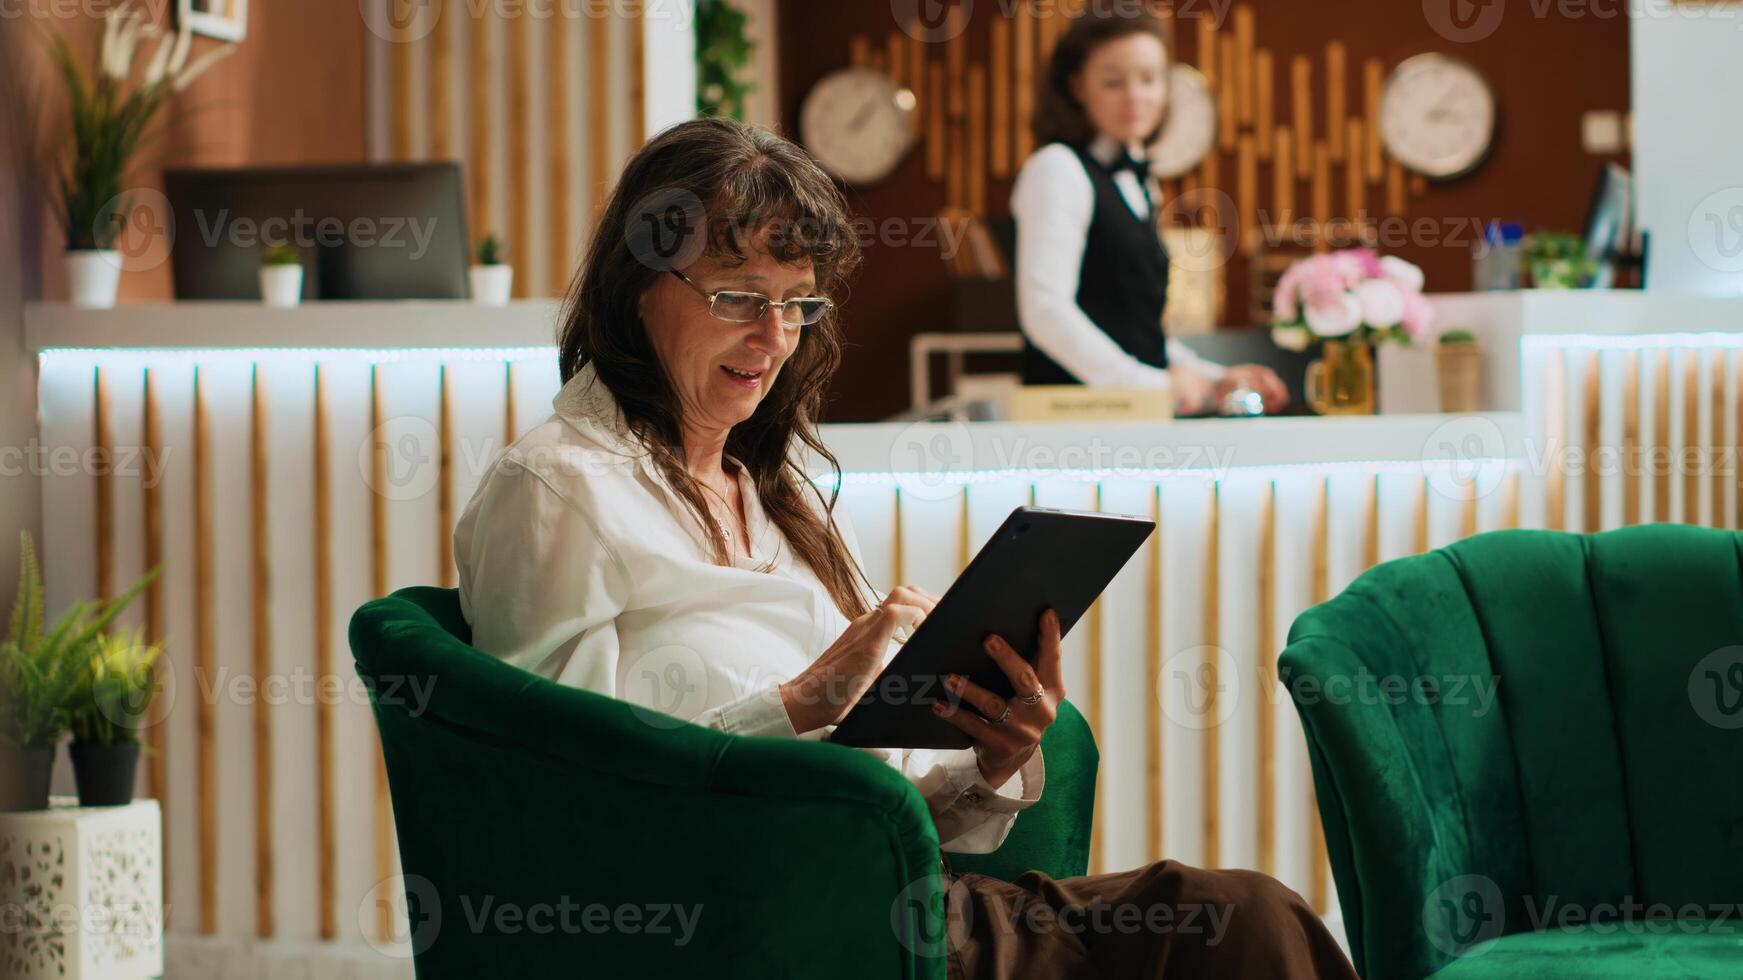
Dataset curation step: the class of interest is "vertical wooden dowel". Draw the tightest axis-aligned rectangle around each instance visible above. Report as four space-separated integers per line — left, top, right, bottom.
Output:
1364 58 1385 182
548 15 571 295
907 18 925 109
1146 484 1164 864
312 366 336 941
1202 481 1220 869
1014 3 1035 164
1655 350 1671 523
1311 141 1331 250
93 367 112 603
390 14 413 160
628 0 646 148
1713 354 1728 529
1326 42 1347 161
430 0 453 159
1684 352 1700 524
1237 134 1257 255
1255 50 1274 159
849 34 871 67
887 30 906 86
990 15 1011 178
192 366 216 936
1218 34 1237 151
1256 481 1275 876
1624 350 1642 526
469 3 493 241
1416 476 1431 554
1088 484 1105 873
1386 160 1406 216
1345 118 1367 224
503 362 517 448
369 368 394 944
927 61 946 182
968 65 988 215
250 366 274 939
1545 350 1569 531
508 13 530 298
1291 56 1312 179
1233 4 1254 126
141 368 167 925
1196 10 1217 83
586 10 610 218
1308 478 1329 914
437 366 454 588
1274 126 1295 232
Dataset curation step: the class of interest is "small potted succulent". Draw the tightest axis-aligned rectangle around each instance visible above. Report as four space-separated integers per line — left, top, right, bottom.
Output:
259 242 305 308
68 626 164 807
470 233 514 306
0 533 157 812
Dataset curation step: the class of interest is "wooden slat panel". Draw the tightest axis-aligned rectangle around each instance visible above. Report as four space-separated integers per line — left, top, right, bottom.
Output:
1308 478 1329 913
1545 350 1568 530
1218 34 1237 151
1202 482 1220 868
1624 350 1641 525
1014 3 1035 164
588 9 610 219
927 60 946 182
1197 10 1217 83
312 366 337 941
95 367 112 602
437 367 454 588
1714 354 1729 529
887 30 905 84
1345 118 1366 220
1685 352 1700 524
1274 126 1295 231
368 368 394 943
391 16 413 160
1655 349 1671 522
1311 141 1331 251
1237 133 1257 255
1583 350 1602 532
1233 5 1254 126
1146 485 1164 864
968 64 987 215
1386 159 1406 216
628 0 646 148
1256 481 1275 876
142 368 167 918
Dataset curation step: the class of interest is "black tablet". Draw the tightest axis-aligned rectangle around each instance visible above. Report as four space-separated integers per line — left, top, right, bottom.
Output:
827 506 1155 750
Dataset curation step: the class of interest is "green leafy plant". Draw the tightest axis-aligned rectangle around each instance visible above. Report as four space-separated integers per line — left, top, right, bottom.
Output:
69 627 163 746
696 0 755 121
1523 232 1598 289
0 532 160 748
261 243 301 266
1438 328 1478 345
38 1 233 251
474 233 504 266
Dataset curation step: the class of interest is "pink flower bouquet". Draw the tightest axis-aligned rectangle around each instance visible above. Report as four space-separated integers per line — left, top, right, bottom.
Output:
1269 248 1434 352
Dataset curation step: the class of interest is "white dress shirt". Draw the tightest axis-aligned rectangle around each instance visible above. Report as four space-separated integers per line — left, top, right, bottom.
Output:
1010 134 1226 388
454 361 1045 853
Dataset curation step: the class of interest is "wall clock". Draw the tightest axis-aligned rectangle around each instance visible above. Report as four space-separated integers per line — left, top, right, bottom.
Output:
1379 53 1497 180
1148 63 1217 180
799 67 919 186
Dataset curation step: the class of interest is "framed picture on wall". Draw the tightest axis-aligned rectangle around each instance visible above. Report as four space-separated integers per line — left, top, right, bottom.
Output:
177 0 248 42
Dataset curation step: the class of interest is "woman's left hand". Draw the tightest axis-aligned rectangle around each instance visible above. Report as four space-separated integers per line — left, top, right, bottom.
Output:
932 607 1067 789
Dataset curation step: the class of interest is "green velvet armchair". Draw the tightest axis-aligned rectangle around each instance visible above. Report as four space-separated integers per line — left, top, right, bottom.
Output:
1281 525 1743 979
350 586 1098 979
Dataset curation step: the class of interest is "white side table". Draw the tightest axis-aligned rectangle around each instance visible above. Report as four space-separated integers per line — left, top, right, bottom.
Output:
0 797 163 979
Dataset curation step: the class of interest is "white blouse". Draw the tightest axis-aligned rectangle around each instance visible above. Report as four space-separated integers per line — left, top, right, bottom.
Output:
454 361 1045 853
1010 134 1226 388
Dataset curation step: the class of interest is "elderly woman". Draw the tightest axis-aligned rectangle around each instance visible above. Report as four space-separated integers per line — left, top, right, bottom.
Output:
454 117 1355 979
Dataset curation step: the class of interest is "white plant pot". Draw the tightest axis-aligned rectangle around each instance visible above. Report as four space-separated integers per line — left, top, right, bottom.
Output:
470 264 514 306
259 264 305 308
65 250 122 308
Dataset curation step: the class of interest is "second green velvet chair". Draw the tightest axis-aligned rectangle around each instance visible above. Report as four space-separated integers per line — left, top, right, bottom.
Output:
350 586 1098 979
1282 525 1743 979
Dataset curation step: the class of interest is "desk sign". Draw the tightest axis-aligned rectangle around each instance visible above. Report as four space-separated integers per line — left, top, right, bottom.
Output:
1009 385 1174 422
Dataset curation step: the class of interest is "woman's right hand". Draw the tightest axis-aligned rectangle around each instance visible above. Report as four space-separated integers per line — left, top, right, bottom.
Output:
780 584 938 735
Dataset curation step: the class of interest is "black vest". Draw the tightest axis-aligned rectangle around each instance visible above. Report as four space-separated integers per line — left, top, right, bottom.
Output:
1020 143 1171 385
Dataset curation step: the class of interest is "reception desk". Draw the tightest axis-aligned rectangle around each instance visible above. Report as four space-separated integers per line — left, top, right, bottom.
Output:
21 296 1734 974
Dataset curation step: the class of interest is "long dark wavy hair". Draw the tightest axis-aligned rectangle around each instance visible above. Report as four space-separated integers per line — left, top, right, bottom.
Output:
556 116 873 622
1030 7 1173 149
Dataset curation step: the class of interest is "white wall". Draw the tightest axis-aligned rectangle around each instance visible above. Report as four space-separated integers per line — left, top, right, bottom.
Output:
0 25 44 601
643 0 699 137
1631 2 1743 296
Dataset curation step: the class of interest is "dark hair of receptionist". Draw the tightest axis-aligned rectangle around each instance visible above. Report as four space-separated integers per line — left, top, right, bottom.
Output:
1030 6 1173 149
556 116 875 622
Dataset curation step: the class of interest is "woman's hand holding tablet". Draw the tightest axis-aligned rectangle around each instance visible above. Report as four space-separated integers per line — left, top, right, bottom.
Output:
933 607 1067 789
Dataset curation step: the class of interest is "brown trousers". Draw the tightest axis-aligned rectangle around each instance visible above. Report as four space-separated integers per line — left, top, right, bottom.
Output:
942 859 1359 980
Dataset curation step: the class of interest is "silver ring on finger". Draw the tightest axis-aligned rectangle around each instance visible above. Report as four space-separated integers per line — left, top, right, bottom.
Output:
1020 686 1045 705
988 703 1012 725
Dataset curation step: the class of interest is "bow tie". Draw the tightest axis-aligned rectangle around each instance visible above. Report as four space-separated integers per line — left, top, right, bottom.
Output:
1108 149 1151 178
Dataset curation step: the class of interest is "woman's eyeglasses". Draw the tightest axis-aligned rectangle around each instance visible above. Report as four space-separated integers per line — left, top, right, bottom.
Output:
670 270 833 328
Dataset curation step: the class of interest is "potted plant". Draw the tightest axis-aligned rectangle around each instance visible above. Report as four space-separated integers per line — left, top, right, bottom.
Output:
1523 232 1598 289
0 533 157 811
67 626 163 806
1436 328 1483 413
259 243 305 308
39 2 233 308
1270 248 1435 415
469 234 514 306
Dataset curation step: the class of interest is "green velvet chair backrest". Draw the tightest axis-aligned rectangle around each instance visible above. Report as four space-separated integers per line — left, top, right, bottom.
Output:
1281 525 1743 980
350 586 1097 978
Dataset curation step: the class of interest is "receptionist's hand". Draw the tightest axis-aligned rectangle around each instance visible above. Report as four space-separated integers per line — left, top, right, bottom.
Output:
933 608 1066 790
1215 364 1290 414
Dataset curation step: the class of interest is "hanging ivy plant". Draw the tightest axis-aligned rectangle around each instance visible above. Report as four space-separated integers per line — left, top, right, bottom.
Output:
696 0 755 121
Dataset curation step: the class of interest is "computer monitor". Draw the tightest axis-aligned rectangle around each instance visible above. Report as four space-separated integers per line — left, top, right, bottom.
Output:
1583 163 1633 289
164 162 471 301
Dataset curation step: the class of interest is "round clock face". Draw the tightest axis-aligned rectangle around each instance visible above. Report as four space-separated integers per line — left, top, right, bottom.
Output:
1148 64 1217 180
1379 53 1496 180
800 67 918 186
